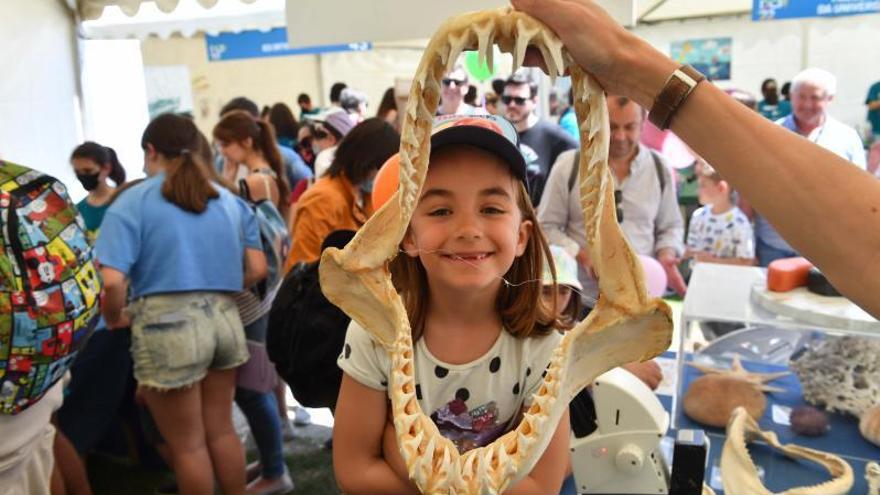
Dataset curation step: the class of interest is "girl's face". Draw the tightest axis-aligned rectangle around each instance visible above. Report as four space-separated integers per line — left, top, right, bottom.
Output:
403 147 532 295
216 138 250 164
71 157 108 178
541 285 573 316
71 157 108 191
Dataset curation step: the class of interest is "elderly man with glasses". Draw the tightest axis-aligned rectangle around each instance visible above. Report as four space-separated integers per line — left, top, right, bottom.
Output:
503 71 577 205
538 95 686 304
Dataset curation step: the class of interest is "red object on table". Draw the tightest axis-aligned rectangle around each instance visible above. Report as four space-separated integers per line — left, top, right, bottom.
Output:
767 257 814 292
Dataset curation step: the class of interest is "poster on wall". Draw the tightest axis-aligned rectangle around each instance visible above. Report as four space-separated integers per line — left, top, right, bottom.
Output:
143 66 194 119
753 0 880 21
670 38 732 81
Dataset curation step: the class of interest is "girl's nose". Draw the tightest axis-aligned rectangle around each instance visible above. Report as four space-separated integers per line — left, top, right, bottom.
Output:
454 213 482 240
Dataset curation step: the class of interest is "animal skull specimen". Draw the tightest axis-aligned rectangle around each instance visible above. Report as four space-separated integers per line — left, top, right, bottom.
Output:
319 7 672 494
721 407 853 494
683 355 789 428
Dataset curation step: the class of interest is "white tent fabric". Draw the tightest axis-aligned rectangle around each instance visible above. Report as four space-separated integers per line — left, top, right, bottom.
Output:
639 0 751 23
81 0 283 38
82 0 756 40
78 0 256 20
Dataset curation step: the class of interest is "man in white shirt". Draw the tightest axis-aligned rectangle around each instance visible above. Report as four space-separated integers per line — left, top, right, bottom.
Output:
753 68 867 266
538 95 686 302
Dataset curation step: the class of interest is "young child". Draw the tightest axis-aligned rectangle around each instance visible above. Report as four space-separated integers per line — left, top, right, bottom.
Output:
333 115 570 494
686 163 756 266
541 245 583 329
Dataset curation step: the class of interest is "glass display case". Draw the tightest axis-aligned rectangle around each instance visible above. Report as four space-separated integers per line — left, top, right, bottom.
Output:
675 262 880 493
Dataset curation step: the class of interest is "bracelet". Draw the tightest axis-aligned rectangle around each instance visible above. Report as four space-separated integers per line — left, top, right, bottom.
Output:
648 65 705 131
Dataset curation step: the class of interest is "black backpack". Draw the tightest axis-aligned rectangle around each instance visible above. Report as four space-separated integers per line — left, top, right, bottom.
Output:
266 261 350 409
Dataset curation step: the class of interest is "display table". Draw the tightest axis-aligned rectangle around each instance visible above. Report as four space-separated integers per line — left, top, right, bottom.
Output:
668 263 880 493
674 356 877 493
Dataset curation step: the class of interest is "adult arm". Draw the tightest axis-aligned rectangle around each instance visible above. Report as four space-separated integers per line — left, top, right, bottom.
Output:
243 247 267 288
512 0 880 318
333 374 420 495
100 267 129 329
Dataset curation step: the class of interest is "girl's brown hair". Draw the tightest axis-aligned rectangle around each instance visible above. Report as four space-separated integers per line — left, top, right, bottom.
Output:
213 110 291 216
141 113 218 213
391 153 562 340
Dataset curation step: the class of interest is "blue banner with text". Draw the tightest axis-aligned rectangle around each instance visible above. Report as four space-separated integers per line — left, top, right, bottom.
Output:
206 28 371 62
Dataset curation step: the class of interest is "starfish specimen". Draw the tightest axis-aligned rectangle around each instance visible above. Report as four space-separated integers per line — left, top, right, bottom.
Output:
684 355 789 428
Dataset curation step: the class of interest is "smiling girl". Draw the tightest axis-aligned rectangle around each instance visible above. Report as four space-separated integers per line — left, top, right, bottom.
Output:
333 115 570 494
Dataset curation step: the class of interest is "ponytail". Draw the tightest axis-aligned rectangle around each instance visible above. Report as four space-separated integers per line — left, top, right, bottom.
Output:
103 146 127 185
162 149 218 213
214 110 291 217
255 119 291 216
142 113 218 214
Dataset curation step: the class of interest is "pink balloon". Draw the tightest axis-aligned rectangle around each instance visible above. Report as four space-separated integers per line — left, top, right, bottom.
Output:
638 255 668 297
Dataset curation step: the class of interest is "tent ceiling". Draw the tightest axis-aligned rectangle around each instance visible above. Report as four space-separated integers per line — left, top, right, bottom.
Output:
81 0 283 38
80 0 755 40
78 0 256 20
638 0 751 23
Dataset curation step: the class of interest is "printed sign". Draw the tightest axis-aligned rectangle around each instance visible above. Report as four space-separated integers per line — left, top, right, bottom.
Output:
206 27 371 62
754 0 880 20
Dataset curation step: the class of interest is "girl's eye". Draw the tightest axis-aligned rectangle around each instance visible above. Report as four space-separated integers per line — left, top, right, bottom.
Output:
427 208 451 217
482 206 505 215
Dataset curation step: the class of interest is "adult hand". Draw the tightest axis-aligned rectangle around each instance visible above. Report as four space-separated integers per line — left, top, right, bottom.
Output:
623 360 663 390
510 0 676 106
657 248 688 296
107 308 131 330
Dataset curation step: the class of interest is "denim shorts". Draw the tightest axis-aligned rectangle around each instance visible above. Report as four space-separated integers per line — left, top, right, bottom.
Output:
129 292 249 390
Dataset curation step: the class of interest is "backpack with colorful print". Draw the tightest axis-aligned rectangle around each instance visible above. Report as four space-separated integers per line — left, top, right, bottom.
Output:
0 161 101 415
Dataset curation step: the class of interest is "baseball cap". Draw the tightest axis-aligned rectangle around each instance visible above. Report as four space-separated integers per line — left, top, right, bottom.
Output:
543 245 583 291
318 109 356 139
430 114 528 186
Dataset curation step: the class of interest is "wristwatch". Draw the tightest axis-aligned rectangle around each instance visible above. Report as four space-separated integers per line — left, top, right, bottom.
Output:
649 65 705 131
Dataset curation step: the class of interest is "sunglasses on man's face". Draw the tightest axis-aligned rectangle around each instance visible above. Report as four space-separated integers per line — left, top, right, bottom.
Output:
442 78 467 87
502 95 530 106
614 190 624 223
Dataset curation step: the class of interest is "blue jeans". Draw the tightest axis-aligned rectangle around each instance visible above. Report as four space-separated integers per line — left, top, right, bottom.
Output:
57 328 133 454
235 387 285 478
235 314 284 479
756 236 798 267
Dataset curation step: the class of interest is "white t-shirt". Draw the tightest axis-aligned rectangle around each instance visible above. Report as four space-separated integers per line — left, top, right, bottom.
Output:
687 205 754 259
0 380 63 459
338 320 561 453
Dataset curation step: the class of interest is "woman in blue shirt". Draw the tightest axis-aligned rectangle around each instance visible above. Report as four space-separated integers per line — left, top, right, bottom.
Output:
97 113 266 495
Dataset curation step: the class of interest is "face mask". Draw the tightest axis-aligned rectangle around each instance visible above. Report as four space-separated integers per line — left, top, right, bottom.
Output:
76 172 100 191
360 177 375 194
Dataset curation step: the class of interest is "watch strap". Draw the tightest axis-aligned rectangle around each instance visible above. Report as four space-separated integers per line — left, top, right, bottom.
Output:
648 65 705 130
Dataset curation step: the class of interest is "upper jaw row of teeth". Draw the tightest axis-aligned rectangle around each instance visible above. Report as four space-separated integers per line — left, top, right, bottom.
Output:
435 13 569 85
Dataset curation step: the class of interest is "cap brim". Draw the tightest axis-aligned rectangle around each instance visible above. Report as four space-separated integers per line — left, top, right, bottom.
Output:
430 126 527 185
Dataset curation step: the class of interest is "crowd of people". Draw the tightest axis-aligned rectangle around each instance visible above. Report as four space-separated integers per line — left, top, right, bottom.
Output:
2 1 880 493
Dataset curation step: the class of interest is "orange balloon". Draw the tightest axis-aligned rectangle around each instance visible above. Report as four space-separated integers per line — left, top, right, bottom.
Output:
372 153 400 210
